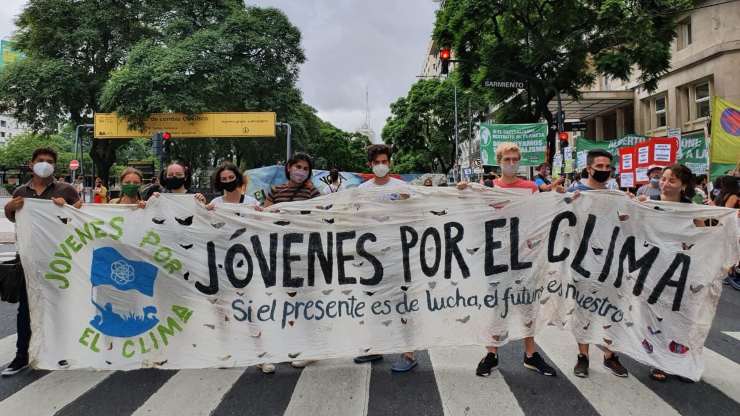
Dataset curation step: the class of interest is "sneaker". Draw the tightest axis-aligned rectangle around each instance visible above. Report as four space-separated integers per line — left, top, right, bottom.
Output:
603 354 628 377
573 354 589 378
523 352 557 376
475 352 498 377
256 363 275 374
729 276 740 291
1 356 29 377
353 354 383 364
390 355 418 373
290 360 315 368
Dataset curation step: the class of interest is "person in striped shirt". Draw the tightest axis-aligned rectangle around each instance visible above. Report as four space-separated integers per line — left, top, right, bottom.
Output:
263 153 320 208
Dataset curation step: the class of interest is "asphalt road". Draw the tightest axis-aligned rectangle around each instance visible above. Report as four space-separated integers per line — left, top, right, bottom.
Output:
0 285 737 416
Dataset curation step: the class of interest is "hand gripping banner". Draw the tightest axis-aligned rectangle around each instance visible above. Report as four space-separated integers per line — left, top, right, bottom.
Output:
16 188 739 380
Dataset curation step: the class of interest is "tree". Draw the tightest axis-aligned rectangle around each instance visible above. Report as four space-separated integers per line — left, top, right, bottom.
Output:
0 0 160 183
433 0 693 156
382 76 487 173
0 1 311 182
100 3 308 175
0 132 75 174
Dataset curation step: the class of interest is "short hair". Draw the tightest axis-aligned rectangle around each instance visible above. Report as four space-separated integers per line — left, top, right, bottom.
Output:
536 162 550 170
212 162 244 191
32 147 58 163
580 168 589 179
120 167 143 183
367 144 392 163
586 149 612 166
495 142 521 162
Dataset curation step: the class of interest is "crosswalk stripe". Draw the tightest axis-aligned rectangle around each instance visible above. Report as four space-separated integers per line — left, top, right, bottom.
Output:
130 368 245 416
721 331 740 342
0 334 17 365
0 370 112 416
537 327 682 416
429 346 524 416
701 347 740 403
283 359 371 416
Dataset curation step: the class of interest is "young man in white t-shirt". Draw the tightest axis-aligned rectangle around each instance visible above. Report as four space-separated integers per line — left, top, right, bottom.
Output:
354 144 416 372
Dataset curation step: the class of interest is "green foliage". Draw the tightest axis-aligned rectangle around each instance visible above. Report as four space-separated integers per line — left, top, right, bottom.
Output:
0 0 331 181
382 76 487 173
433 0 693 128
0 131 75 171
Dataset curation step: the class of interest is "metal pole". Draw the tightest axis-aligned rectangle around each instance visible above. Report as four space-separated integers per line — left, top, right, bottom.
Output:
557 90 565 177
468 96 473 173
454 84 459 182
74 124 93 199
277 122 292 162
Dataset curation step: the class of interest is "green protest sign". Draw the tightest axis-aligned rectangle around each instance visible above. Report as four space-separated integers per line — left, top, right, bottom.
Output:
479 123 547 166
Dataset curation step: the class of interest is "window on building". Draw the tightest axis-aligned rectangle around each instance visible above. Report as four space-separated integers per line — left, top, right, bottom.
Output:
0 120 5 127
654 96 667 128
694 82 710 118
677 17 692 50
0 132 5 138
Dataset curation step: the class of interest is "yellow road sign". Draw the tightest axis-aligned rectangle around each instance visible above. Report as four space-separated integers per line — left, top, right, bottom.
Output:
94 112 276 139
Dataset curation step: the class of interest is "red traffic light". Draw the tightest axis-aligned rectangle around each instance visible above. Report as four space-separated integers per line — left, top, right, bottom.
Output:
439 48 451 61
558 132 569 141
162 132 172 140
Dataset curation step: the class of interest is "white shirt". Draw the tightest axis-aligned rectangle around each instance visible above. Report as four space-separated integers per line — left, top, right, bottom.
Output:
210 194 259 207
358 177 411 201
358 176 407 189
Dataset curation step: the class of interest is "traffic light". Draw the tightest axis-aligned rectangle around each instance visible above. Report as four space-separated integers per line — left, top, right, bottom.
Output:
162 131 173 155
558 131 569 148
439 47 451 75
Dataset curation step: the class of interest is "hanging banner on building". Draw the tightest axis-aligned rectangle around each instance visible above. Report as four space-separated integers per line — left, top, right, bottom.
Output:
479 123 547 166
16 190 738 380
678 131 708 175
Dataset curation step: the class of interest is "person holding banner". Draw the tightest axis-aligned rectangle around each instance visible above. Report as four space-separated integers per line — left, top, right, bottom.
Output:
354 144 417 372
636 166 663 200
144 161 206 204
534 163 564 192
457 143 558 377
566 149 630 378
109 168 147 208
2 147 81 377
206 162 258 208
263 153 320 208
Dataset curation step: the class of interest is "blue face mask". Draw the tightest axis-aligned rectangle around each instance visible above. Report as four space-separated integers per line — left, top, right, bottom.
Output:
650 178 660 186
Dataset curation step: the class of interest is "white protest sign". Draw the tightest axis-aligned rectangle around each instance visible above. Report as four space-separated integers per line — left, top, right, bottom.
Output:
621 153 633 170
654 143 672 162
16 190 738 380
636 168 649 183
620 172 635 188
576 151 587 170
638 146 650 165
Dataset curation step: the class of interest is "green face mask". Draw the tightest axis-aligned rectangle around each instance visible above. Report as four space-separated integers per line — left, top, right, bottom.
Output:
121 183 140 197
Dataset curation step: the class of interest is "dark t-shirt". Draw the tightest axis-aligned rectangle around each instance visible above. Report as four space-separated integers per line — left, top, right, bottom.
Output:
9 180 80 221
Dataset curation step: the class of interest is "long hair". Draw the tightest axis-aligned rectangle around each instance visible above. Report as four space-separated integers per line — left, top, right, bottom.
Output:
212 162 244 192
284 153 313 183
663 164 695 199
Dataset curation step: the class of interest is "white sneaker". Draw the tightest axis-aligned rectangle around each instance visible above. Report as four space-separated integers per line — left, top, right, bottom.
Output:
290 360 315 368
256 363 275 374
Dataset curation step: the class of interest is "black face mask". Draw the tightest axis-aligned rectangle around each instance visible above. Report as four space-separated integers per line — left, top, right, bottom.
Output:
165 176 186 190
591 169 611 183
219 180 238 192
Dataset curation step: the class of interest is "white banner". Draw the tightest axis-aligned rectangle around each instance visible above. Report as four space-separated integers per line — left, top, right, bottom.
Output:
16 188 739 380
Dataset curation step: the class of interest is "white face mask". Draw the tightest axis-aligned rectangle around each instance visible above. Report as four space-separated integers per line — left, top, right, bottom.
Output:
33 161 55 178
501 162 519 176
373 163 390 178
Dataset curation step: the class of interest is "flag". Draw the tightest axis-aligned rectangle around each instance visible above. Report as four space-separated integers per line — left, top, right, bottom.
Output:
710 97 740 176
91 247 158 296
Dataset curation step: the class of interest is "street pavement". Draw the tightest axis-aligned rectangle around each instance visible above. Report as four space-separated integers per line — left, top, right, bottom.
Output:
0 284 737 415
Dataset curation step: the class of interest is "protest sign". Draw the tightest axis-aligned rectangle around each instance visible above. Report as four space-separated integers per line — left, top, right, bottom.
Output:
16 189 738 380
479 123 547 166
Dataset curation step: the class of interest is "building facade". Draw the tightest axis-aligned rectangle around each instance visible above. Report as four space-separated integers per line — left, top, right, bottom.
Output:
568 0 740 141
0 114 26 145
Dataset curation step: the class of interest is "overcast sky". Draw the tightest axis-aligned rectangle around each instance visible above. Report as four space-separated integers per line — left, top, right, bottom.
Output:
0 1 439 143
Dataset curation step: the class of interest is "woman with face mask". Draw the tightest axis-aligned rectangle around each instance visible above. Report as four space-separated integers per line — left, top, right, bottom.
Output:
207 162 258 209
263 153 320 208
144 161 206 204
109 168 147 208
